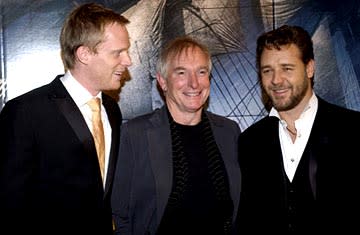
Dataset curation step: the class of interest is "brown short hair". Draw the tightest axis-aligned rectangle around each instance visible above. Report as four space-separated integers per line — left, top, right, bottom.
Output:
60 3 129 70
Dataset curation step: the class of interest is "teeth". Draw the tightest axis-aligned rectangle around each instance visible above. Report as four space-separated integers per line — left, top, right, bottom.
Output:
186 93 199 96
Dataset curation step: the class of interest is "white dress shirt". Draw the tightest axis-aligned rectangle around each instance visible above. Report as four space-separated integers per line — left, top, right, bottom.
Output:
269 93 318 182
60 71 111 187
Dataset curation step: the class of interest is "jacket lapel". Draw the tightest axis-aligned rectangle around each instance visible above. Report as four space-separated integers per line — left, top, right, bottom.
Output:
102 95 121 195
147 107 173 224
50 76 96 165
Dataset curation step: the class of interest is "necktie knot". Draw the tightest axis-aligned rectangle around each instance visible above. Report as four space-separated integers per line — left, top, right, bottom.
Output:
87 97 101 112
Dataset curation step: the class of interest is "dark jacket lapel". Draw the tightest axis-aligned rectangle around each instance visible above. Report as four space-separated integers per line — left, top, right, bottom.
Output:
50 75 96 165
147 107 173 224
102 94 122 195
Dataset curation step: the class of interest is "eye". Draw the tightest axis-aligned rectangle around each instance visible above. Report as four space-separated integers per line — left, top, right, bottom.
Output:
176 70 186 76
113 49 127 57
262 68 271 74
198 69 208 76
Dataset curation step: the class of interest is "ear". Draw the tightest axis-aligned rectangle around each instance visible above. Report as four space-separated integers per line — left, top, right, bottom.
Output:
76 45 91 64
306 59 315 79
156 72 167 92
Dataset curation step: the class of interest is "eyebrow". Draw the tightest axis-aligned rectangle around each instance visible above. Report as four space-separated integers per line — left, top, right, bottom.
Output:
280 63 295 67
174 66 186 71
260 63 295 69
260 65 271 70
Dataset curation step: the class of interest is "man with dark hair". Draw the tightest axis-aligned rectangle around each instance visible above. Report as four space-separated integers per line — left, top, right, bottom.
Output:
237 25 360 234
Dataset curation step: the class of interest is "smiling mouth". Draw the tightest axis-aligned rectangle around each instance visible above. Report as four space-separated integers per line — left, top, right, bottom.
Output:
114 71 122 76
272 86 290 94
113 72 124 81
184 92 201 97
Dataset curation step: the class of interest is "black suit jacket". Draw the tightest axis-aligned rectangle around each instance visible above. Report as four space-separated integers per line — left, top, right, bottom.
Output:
111 106 241 235
0 75 121 235
237 97 360 234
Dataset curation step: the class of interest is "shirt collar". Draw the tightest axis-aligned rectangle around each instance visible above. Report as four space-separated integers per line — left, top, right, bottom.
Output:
60 71 102 107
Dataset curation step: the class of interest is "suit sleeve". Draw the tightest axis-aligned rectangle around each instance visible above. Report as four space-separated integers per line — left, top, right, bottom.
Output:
111 122 134 235
0 99 39 210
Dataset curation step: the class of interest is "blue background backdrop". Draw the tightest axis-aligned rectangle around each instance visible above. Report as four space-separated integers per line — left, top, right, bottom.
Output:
1 0 359 131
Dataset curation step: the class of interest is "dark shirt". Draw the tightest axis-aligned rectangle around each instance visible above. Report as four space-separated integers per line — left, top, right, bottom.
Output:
157 122 232 235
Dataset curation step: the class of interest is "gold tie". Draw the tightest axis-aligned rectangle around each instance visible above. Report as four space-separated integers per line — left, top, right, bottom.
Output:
87 98 105 181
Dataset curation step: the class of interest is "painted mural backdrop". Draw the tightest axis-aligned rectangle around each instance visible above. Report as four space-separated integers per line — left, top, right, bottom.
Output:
1 0 359 131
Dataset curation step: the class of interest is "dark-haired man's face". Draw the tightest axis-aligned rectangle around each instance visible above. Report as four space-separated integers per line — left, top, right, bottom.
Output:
259 44 314 112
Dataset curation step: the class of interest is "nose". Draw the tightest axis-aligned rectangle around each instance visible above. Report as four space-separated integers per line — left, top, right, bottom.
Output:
121 52 132 67
188 72 199 88
271 70 283 85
